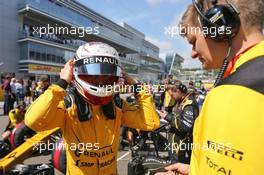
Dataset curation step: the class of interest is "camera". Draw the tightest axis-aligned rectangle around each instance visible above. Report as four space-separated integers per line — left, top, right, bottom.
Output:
128 155 171 175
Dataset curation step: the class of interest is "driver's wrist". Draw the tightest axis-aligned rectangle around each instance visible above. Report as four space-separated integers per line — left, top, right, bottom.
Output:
54 79 69 90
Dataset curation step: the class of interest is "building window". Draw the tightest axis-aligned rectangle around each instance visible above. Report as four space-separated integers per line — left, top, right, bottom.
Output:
20 42 74 64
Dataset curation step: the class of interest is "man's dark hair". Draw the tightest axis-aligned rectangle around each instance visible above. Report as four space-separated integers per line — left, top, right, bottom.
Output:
172 83 188 93
39 75 50 82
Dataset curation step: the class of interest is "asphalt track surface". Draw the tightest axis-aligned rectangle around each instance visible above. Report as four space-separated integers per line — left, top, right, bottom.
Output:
0 110 132 175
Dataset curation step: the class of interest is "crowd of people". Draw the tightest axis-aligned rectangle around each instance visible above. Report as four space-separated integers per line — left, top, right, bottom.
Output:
1 74 50 115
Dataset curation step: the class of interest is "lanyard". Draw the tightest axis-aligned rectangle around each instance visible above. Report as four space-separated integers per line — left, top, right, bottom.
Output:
224 44 257 78
178 93 192 107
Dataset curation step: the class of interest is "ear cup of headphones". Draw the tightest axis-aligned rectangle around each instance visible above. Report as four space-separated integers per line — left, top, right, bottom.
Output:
202 4 241 41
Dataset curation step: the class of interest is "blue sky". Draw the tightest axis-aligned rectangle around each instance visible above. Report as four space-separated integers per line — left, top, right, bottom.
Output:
78 0 201 68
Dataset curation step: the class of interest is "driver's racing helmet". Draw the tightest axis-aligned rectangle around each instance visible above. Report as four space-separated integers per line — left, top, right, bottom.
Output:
73 42 122 105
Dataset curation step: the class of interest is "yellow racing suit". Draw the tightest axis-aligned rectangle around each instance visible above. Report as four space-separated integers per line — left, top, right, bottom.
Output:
190 41 264 174
25 84 160 175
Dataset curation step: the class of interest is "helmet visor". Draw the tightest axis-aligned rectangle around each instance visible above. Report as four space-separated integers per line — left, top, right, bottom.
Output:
74 56 122 77
75 63 122 77
78 75 119 87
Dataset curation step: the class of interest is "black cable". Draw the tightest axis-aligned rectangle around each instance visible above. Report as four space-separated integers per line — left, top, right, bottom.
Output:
214 39 232 86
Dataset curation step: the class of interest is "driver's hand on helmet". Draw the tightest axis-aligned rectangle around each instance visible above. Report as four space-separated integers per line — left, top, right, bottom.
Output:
122 70 137 85
159 110 168 119
155 163 190 175
60 59 74 83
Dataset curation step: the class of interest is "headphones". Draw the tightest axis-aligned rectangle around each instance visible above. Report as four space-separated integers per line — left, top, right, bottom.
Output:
178 84 188 94
192 0 241 41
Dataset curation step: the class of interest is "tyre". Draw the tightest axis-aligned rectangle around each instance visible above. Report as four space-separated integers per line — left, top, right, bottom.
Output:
9 121 35 149
51 138 66 174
